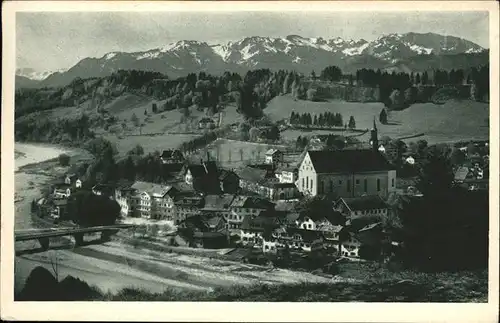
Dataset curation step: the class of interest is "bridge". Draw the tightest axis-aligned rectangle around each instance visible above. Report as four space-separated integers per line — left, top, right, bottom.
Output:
15 224 136 250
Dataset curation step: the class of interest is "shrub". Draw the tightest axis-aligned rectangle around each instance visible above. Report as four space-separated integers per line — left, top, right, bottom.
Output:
58 153 70 166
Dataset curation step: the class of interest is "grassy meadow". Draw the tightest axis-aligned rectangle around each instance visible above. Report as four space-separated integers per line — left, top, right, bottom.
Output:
266 95 489 144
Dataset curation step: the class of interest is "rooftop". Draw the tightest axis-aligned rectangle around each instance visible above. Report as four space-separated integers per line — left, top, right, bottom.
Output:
203 194 237 211
130 181 174 197
306 149 394 173
186 161 218 178
161 149 184 159
230 195 275 209
265 148 281 156
340 195 388 212
235 167 269 183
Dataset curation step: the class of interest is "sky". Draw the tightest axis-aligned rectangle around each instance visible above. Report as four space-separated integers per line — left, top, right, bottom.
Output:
16 11 489 72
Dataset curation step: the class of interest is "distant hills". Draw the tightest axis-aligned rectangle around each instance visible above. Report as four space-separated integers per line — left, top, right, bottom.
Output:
16 32 488 89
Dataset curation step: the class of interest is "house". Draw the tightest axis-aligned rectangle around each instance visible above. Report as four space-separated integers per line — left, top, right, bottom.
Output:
265 149 284 166
295 212 343 250
262 227 326 253
236 166 279 198
201 194 237 219
177 214 228 249
184 160 220 194
114 181 136 217
404 155 415 165
173 194 205 225
64 173 82 188
198 117 216 129
334 195 389 219
339 221 387 259
91 184 115 198
160 149 185 164
378 145 386 154
227 196 275 231
53 183 72 198
261 182 300 201
218 169 240 194
50 198 68 220
275 165 298 184
128 181 179 220
297 149 396 198
240 214 283 247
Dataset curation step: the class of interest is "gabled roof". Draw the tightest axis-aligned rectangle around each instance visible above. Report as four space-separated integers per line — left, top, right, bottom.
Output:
235 167 268 183
54 183 72 189
265 148 281 156
454 166 471 181
218 169 239 181
230 195 274 209
203 194 236 211
340 196 388 212
284 227 325 242
241 214 282 232
174 193 205 207
52 199 68 207
263 182 297 189
131 181 174 197
161 149 184 159
199 117 215 123
186 161 218 178
306 149 394 173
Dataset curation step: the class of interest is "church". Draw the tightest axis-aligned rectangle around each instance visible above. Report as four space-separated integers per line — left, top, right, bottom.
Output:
296 119 397 198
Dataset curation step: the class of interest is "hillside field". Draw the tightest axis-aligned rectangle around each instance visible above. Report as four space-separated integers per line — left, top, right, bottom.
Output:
266 96 489 144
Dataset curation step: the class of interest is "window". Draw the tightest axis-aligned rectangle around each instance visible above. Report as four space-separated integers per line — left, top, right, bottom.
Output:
391 178 395 187
355 179 360 185
377 179 381 191
364 179 368 192
305 177 308 189
347 180 351 192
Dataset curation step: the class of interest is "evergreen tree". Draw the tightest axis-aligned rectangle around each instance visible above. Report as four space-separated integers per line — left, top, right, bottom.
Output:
348 116 356 129
415 73 421 85
379 109 388 125
421 71 429 85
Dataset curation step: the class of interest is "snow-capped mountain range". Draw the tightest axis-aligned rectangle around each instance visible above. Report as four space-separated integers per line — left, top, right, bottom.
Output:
16 67 69 81
17 32 487 88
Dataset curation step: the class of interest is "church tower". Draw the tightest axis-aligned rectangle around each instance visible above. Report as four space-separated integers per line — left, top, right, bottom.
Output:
370 117 379 152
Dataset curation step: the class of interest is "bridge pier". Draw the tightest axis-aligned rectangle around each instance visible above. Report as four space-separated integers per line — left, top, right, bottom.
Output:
101 231 111 242
73 233 84 246
38 238 50 250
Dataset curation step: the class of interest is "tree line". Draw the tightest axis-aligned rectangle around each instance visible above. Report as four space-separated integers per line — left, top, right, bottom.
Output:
289 111 356 129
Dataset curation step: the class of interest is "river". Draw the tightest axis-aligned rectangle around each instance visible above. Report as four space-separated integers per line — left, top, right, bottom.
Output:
14 143 193 295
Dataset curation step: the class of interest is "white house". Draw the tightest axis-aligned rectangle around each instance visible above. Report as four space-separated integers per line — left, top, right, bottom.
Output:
265 149 284 166
129 181 179 220
53 183 72 198
297 149 397 198
64 174 82 188
275 166 298 184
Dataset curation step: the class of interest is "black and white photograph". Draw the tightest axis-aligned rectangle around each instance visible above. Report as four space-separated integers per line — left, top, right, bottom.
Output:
1 1 499 322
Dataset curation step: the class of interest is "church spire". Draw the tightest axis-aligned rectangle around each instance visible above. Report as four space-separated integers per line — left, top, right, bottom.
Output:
370 117 379 152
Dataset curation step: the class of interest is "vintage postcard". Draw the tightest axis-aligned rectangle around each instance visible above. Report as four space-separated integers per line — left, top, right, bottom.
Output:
1 1 499 322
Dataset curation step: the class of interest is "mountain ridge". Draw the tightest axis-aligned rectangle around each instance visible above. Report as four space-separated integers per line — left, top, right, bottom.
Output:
17 32 487 89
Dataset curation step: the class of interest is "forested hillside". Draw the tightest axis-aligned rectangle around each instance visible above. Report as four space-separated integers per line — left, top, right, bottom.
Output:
15 63 490 146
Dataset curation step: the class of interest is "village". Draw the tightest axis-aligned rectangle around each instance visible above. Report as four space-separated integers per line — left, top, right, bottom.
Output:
30 118 490 270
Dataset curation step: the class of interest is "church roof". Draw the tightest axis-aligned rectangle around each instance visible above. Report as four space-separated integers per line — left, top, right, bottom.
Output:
306 149 393 174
